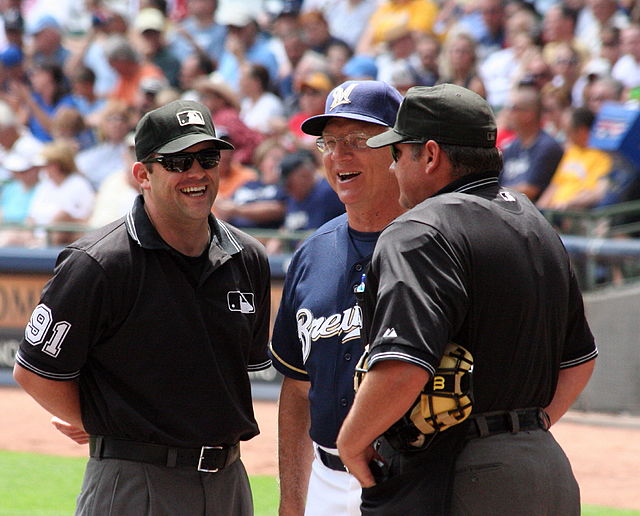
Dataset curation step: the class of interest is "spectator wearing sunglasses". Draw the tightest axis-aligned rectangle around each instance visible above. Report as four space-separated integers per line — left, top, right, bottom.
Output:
14 99 271 516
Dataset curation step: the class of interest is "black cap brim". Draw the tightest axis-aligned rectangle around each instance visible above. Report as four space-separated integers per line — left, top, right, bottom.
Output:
156 134 234 154
366 129 408 148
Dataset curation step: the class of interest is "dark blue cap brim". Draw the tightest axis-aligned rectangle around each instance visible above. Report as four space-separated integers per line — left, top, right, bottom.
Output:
301 112 392 136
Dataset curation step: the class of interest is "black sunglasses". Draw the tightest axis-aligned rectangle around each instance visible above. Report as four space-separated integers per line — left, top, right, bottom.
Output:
390 140 427 162
143 149 221 173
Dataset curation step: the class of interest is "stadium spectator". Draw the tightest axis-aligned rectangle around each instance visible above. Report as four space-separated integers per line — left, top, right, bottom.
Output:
12 61 77 143
211 131 259 219
64 5 130 98
326 40 352 85
133 7 181 89
375 20 422 87
287 71 333 148
537 106 613 211
541 82 573 143
599 25 622 68
585 75 625 113
437 31 487 99
216 7 279 90
239 62 285 136
279 148 344 234
168 0 227 63
194 73 264 165
215 138 287 230
500 84 565 201
611 23 640 98
548 42 585 106
177 52 215 101
105 36 165 109
69 66 106 127
88 132 138 228
542 5 589 66
299 10 349 55
412 32 441 86
480 7 539 110
0 101 42 182
26 15 70 67
357 0 439 56
26 140 95 246
0 150 42 224
50 106 96 152
75 101 132 190
576 0 629 56
313 0 378 52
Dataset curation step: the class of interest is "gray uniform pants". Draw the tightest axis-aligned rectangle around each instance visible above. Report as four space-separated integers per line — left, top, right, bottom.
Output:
450 429 580 516
75 457 253 516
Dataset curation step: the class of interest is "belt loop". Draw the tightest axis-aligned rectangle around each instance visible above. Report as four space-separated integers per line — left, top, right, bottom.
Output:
538 408 551 431
508 411 520 433
474 415 490 437
94 436 104 460
166 447 178 468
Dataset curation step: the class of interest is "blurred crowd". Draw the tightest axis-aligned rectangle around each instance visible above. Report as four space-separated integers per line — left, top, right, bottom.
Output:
1 0 640 250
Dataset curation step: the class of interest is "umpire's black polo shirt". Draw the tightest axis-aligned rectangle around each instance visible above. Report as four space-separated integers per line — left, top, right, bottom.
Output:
363 172 597 413
17 195 271 447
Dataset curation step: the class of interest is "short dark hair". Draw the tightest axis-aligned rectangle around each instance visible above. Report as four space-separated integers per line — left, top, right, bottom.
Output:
441 144 503 178
570 107 596 130
410 142 503 178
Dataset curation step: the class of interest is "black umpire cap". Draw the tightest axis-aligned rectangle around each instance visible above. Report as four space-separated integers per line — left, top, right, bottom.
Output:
367 84 497 149
134 99 234 161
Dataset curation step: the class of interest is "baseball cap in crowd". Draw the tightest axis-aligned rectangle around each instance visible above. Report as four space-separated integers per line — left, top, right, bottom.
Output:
367 84 497 149
217 7 256 28
301 80 403 136
298 72 333 94
134 100 234 161
3 9 24 32
342 56 378 80
28 14 61 35
134 7 166 33
279 149 316 179
0 45 23 67
4 150 44 172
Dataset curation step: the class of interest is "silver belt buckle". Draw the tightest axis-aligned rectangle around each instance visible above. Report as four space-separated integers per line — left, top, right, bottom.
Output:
198 445 224 472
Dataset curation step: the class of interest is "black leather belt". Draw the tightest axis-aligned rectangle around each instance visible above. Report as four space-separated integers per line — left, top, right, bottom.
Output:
89 436 240 472
317 447 347 472
466 408 550 440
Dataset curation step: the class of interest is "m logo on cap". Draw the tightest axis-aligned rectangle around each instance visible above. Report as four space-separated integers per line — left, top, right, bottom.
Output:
330 83 358 110
176 110 205 127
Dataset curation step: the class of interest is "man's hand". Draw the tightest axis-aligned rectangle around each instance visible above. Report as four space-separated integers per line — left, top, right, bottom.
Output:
51 416 89 445
337 441 377 488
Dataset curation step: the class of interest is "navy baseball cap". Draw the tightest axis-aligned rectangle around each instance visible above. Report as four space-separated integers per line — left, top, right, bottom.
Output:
134 99 233 161
367 84 497 149
301 80 403 136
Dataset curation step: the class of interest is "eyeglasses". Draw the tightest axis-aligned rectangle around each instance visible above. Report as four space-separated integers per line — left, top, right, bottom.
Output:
143 149 221 173
316 133 371 152
390 140 427 162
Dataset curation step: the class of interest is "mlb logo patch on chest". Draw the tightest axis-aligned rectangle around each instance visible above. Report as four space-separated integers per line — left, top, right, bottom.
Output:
227 291 255 313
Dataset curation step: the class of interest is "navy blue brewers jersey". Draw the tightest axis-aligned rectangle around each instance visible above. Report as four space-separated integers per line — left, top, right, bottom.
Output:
269 214 378 448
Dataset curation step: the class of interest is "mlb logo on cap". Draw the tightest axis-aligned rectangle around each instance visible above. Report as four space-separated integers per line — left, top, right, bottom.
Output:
177 110 205 127
301 80 403 136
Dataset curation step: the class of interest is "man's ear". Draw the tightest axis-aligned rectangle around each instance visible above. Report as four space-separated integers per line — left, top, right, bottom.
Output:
423 140 441 172
132 162 151 191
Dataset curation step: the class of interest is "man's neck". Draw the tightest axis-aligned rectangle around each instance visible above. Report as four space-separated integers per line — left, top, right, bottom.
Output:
347 204 405 232
144 204 210 257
